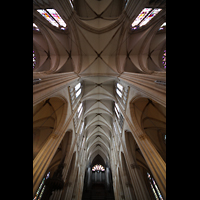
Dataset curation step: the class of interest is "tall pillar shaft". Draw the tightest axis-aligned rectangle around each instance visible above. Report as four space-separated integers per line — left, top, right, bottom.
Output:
87 167 91 188
123 104 166 199
33 114 74 197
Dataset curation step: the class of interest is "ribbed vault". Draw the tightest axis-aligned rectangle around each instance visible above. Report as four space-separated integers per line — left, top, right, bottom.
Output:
33 0 166 190
82 76 115 165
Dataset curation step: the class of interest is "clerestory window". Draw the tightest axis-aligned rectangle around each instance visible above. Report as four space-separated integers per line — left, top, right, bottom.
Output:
158 22 166 31
33 23 40 31
33 50 36 68
37 9 67 30
69 0 74 8
115 82 129 110
162 50 166 69
131 8 162 30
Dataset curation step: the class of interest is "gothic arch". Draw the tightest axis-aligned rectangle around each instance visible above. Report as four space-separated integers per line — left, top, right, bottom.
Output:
130 97 166 162
33 96 68 160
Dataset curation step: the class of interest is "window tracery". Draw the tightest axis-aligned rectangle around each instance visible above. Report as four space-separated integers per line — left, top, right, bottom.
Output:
33 172 50 200
92 164 105 172
158 22 166 31
131 8 162 30
37 9 66 30
115 82 129 110
33 23 40 31
69 0 74 8
70 82 82 106
162 50 166 69
147 172 163 200
33 50 36 68
114 102 124 131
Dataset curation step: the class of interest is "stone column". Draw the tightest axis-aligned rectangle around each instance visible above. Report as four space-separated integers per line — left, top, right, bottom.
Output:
33 133 61 197
105 167 110 190
124 104 166 199
87 167 91 188
33 112 74 197
62 167 78 200
114 121 151 200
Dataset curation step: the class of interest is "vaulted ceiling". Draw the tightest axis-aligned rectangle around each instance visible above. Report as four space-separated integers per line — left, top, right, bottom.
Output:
33 0 166 167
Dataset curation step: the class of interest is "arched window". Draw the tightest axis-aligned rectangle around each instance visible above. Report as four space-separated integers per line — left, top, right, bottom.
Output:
158 22 166 31
147 172 163 200
69 0 74 8
33 172 50 200
162 50 166 69
33 50 36 69
33 23 40 31
131 8 162 30
37 9 66 30
92 164 105 172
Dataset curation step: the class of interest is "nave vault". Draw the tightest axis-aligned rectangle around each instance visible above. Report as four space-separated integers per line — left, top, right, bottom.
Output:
33 0 166 199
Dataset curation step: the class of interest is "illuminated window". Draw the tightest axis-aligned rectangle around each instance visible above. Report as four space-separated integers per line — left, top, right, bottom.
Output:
37 9 66 30
33 51 36 68
76 88 81 98
77 102 83 118
131 8 152 27
114 103 120 118
33 23 40 31
147 172 163 200
46 9 66 27
162 50 166 69
117 83 123 91
131 8 162 29
158 22 166 31
75 83 81 91
92 164 105 172
116 89 122 98
139 9 162 27
74 83 82 98
70 83 82 108
33 172 50 200
69 0 74 8
116 82 129 111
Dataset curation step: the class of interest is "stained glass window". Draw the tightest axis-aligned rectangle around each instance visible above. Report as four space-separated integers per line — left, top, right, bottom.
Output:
131 8 152 27
158 22 166 31
162 50 166 69
92 164 105 171
33 51 36 68
37 9 67 30
69 0 74 8
37 9 59 27
131 8 162 29
33 172 50 200
33 23 40 31
46 9 66 27
139 8 162 27
147 172 163 200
